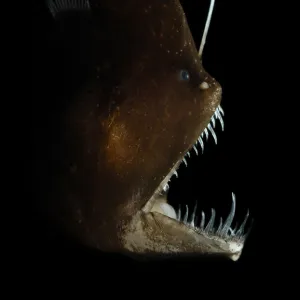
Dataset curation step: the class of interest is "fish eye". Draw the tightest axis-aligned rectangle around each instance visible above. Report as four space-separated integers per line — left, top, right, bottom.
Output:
179 69 190 81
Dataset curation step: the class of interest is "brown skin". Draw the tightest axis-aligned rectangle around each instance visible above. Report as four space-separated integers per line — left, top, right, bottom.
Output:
40 0 222 257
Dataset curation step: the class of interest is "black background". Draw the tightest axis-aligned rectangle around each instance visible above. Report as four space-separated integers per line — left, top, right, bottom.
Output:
30 0 278 286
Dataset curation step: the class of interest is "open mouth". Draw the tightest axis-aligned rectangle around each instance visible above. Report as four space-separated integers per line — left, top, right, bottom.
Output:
142 106 253 260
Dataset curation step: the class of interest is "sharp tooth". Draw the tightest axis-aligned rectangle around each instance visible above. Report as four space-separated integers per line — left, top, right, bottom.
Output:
183 205 189 224
208 123 217 144
200 211 205 229
218 105 224 116
194 216 198 226
174 170 178 178
177 205 181 221
235 209 249 237
187 151 191 158
220 193 236 237
183 157 187 167
201 132 204 138
190 201 197 227
231 223 238 236
233 222 240 233
197 137 204 153
216 109 224 131
204 128 209 140
243 218 254 240
205 208 216 233
216 217 223 235
228 227 235 236
163 183 169 192
193 145 198 155
211 114 216 128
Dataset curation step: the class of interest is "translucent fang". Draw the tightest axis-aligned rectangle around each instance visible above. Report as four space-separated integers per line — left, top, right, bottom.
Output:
228 227 235 236
187 151 191 158
183 157 187 167
197 137 204 153
183 205 189 224
205 208 215 233
163 183 169 192
204 128 209 140
190 201 197 227
193 145 198 155
216 109 224 131
174 170 178 178
211 115 216 127
220 193 236 237
194 216 198 226
219 105 224 116
177 205 181 221
243 218 254 240
235 210 249 237
216 217 223 235
200 211 205 229
208 123 217 144
232 223 239 234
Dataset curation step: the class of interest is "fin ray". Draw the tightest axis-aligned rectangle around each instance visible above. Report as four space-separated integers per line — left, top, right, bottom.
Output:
46 0 90 18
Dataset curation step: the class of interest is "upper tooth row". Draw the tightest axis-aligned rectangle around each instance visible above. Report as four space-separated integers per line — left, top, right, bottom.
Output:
194 105 224 153
163 105 224 189
177 105 224 177
176 193 252 241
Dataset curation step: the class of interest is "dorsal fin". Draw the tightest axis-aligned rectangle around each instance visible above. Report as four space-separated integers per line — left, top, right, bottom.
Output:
46 0 91 18
198 0 216 58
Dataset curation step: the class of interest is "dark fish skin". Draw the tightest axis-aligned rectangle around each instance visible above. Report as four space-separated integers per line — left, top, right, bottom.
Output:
32 0 222 255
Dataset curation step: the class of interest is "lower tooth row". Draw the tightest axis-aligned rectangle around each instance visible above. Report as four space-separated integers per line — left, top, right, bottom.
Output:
176 193 251 241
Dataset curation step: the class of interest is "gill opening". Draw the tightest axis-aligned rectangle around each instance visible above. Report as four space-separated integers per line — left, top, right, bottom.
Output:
198 0 215 58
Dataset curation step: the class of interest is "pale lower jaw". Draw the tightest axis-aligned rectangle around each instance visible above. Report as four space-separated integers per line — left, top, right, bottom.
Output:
147 191 252 250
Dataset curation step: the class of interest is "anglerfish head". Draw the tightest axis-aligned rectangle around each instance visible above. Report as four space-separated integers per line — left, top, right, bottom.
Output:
42 0 252 262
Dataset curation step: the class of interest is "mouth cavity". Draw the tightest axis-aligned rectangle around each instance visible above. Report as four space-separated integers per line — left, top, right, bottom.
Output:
143 105 253 255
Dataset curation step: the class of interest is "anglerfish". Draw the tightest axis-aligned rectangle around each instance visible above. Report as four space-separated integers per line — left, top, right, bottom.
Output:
37 0 253 262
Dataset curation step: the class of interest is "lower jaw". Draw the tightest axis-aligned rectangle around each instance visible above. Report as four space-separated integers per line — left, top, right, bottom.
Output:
124 207 246 262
